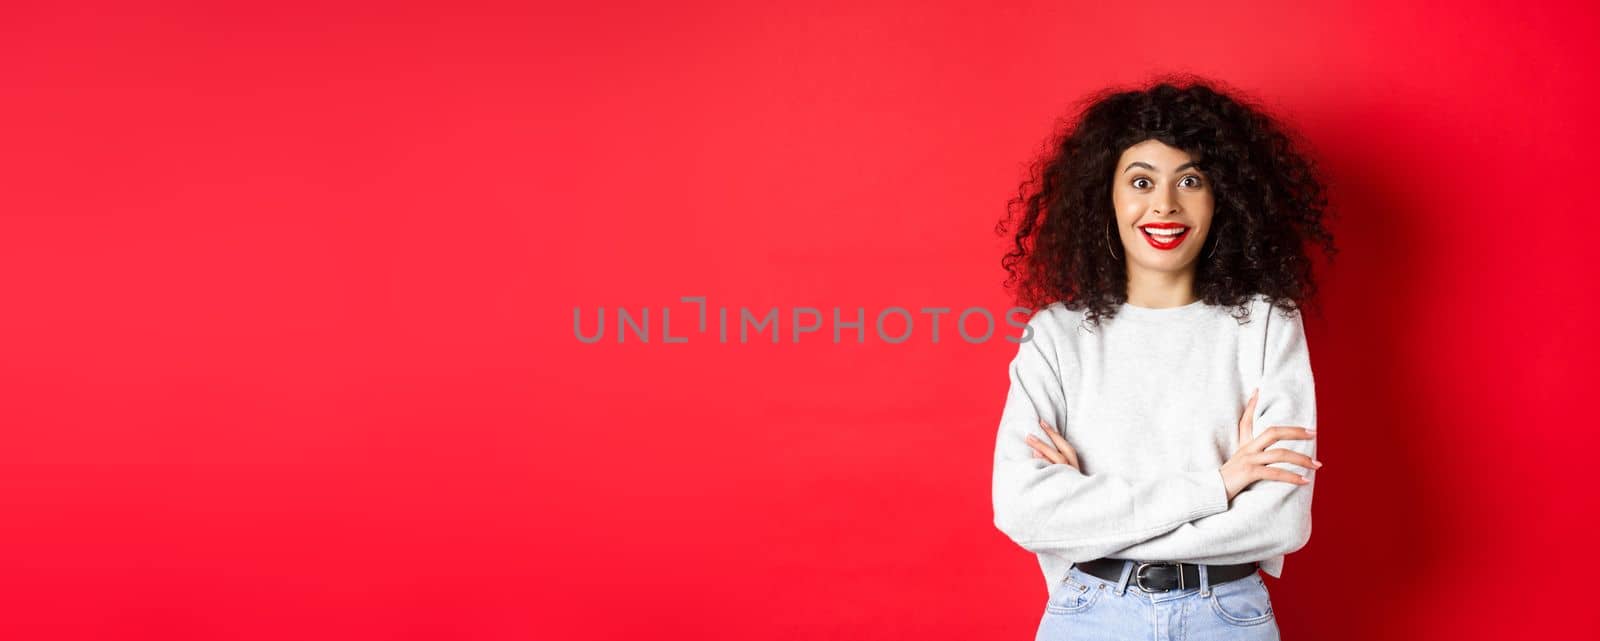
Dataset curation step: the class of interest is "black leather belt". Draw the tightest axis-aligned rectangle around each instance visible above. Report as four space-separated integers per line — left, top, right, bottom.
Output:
1075 558 1259 593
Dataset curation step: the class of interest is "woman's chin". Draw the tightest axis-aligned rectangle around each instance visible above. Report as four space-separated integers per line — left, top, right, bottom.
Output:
1128 254 1199 273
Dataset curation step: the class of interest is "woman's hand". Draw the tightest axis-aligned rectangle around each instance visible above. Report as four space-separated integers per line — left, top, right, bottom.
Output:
1027 418 1080 471
1219 388 1321 501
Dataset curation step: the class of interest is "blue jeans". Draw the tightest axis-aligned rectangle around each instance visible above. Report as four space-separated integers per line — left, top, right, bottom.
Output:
1035 561 1280 641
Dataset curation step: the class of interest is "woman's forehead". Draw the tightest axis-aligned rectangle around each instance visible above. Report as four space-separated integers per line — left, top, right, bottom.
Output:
1118 140 1205 171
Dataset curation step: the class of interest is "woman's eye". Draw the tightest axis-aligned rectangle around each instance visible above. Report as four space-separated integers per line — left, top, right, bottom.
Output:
1131 176 1202 189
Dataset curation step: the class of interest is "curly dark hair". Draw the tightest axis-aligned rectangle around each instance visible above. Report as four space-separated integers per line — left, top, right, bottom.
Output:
997 75 1338 328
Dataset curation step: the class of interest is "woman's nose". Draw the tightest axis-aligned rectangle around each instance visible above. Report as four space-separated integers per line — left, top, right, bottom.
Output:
1150 190 1180 215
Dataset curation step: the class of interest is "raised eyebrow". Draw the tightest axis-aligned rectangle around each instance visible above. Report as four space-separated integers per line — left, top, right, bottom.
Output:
1121 161 1203 175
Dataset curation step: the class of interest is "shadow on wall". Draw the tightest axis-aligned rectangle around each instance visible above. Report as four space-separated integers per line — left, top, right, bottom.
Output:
1279 90 1449 638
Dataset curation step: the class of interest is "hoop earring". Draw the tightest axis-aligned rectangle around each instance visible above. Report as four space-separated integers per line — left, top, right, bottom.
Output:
1105 220 1122 260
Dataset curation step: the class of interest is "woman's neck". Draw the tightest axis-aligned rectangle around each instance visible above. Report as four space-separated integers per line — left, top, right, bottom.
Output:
1125 265 1199 309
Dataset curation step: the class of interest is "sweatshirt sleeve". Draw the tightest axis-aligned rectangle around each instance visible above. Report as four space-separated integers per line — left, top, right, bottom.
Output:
1100 307 1317 571
991 313 1232 563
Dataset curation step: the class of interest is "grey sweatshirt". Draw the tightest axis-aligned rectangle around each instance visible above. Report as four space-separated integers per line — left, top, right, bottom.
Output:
991 294 1317 595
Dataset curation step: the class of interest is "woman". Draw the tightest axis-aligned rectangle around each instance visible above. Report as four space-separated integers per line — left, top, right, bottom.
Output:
991 77 1337 641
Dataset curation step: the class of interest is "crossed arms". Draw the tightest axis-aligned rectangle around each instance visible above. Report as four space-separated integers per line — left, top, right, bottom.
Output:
990 310 1317 565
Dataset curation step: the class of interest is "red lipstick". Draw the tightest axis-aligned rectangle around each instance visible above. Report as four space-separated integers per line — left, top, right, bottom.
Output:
1138 222 1190 251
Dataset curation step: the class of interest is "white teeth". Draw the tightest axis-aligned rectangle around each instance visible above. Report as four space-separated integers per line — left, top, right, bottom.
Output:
1142 227 1187 237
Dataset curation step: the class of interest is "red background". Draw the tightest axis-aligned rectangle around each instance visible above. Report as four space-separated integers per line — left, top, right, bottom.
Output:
3 1 1596 639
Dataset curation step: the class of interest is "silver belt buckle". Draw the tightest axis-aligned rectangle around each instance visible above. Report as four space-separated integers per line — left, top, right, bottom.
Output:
1134 561 1183 592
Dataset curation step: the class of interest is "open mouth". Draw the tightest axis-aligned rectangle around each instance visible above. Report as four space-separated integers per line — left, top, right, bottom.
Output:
1138 225 1190 250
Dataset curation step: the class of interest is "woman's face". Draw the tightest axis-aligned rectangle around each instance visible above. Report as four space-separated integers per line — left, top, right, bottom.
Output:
1110 139 1215 276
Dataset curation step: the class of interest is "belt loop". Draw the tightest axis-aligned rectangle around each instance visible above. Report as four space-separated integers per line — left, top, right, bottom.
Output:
1198 564 1211 597
1114 559 1134 596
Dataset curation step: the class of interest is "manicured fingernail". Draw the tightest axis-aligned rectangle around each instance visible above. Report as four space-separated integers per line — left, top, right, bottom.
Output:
1313 461 1323 468
1305 429 1317 435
